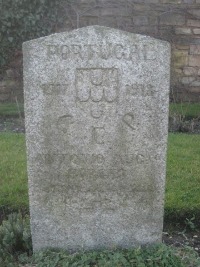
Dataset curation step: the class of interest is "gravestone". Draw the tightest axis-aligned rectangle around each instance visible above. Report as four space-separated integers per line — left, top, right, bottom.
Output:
23 26 170 251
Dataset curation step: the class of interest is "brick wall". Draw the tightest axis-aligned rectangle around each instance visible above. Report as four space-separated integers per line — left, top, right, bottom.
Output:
1 0 200 102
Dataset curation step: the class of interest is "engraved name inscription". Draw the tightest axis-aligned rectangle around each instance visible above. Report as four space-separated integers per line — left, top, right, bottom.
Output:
39 168 155 194
46 43 156 61
43 189 154 216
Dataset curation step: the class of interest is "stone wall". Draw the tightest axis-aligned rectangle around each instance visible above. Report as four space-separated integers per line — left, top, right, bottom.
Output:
1 0 200 102
0 51 23 102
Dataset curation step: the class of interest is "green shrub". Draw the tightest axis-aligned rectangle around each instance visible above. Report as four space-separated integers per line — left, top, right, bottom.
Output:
20 244 200 267
0 213 32 266
0 0 65 67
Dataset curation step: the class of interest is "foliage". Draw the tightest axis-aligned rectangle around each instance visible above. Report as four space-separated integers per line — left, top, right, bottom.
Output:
0 0 65 68
0 214 199 266
185 215 196 231
169 103 200 133
17 244 200 267
0 213 32 267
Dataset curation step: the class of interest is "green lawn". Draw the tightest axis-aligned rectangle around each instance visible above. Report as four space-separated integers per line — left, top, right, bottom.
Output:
0 132 200 220
169 103 200 119
0 132 200 266
0 102 24 117
0 133 28 211
165 133 200 222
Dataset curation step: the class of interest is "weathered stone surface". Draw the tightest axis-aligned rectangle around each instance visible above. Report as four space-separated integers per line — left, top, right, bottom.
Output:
160 0 182 3
172 50 188 67
132 16 149 26
23 26 170 252
160 12 185 26
176 45 189 50
174 68 183 74
188 9 200 19
193 29 200 34
131 0 159 2
0 81 9 93
183 0 195 3
190 87 200 93
187 19 200 27
175 27 192 35
191 79 200 86
183 66 197 76
190 45 200 54
189 55 200 66
101 7 128 16
181 76 195 84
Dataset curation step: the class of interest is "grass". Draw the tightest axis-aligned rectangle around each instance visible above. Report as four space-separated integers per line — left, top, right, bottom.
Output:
0 132 200 221
0 133 28 212
165 134 200 215
169 103 200 119
0 131 200 266
0 102 24 117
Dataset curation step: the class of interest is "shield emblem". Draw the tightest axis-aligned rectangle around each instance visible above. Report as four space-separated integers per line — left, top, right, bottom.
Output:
76 68 119 103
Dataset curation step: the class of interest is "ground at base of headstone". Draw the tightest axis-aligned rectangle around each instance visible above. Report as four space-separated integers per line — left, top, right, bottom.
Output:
9 236 200 267
16 240 200 267
162 228 200 256
0 212 199 266
16 235 200 267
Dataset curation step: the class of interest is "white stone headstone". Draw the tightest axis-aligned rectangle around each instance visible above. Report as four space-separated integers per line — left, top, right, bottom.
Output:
23 26 170 251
